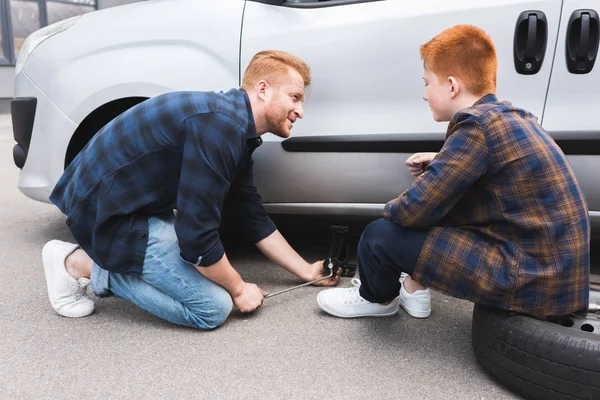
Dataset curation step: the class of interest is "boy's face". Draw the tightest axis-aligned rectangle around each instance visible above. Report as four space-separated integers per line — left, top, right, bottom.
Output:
422 66 454 122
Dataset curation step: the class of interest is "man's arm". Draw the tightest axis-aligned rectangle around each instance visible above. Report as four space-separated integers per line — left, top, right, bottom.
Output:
195 253 266 312
176 114 241 268
384 116 489 227
255 230 340 286
227 159 339 286
175 114 266 312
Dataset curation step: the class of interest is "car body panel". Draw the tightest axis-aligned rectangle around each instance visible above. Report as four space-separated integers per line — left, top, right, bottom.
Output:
243 0 563 203
22 0 243 123
543 0 600 132
11 0 600 235
14 71 78 202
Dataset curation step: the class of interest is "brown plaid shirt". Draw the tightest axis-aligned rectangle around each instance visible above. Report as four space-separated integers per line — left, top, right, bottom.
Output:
384 94 589 319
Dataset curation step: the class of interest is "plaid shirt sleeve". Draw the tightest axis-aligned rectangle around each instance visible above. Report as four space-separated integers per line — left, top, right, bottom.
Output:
226 156 277 243
175 113 245 267
384 115 490 227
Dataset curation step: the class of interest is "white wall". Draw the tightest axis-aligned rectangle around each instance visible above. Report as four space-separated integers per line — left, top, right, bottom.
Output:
0 0 144 98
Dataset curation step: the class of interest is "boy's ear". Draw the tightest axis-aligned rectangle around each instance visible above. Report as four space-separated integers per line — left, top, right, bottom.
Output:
448 76 460 99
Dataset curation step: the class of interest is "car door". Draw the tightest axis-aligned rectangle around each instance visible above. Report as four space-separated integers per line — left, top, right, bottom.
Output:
242 0 563 216
542 0 600 231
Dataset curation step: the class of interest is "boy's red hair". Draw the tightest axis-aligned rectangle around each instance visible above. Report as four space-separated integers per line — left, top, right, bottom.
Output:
420 25 497 96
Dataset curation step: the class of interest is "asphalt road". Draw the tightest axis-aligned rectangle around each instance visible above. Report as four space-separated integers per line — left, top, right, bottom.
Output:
0 111 520 399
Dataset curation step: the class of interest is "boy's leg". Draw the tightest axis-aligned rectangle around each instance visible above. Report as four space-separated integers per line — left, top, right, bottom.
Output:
317 218 430 318
357 218 432 318
357 218 427 303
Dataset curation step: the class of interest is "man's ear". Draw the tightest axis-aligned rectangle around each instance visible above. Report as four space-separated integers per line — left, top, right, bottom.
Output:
448 76 460 99
257 80 270 101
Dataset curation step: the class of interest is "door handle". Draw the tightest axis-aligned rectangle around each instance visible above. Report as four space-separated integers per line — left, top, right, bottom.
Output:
566 10 600 74
514 11 548 74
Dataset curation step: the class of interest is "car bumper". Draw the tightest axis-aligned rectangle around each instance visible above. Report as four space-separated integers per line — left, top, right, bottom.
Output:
11 97 37 169
13 71 78 203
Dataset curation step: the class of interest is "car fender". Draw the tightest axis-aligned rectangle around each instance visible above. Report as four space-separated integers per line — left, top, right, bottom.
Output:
20 0 244 123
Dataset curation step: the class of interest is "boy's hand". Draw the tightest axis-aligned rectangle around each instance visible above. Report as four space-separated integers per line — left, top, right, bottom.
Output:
307 260 341 287
405 152 438 177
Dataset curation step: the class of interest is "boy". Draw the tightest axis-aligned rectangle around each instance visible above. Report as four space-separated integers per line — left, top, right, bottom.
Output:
317 25 589 320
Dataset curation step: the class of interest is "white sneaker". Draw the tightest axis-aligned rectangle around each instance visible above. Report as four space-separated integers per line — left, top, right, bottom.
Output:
317 278 399 318
399 284 431 318
42 240 95 318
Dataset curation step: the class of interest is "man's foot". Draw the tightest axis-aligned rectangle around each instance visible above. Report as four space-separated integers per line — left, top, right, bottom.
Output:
399 284 431 318
42 240 95 318
317 278 399 318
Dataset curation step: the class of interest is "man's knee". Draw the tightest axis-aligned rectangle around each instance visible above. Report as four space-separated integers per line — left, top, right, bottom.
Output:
189 289 233 330
204 292 234 329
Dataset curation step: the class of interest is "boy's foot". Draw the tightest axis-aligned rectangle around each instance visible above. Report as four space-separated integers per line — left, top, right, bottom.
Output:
317 278 399 318
42 240 95 318
399 284 431 318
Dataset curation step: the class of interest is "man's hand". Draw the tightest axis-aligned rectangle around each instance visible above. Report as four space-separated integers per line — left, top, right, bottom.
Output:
232 282 267 313
405 152 438 177
307 260 341 287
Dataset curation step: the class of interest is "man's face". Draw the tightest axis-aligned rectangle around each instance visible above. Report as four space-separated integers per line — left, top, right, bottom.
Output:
422 66 453 122
264 68 305 138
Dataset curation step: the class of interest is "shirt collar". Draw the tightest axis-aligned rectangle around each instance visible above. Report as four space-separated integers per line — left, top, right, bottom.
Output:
473 93 498 106
240 88 263 151
446 93 498 136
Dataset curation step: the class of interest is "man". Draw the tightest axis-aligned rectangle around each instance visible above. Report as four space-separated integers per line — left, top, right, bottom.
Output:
43 50 340 329
317 25 589 320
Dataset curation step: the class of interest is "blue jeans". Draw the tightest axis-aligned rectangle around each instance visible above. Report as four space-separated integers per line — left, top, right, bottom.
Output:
91 214 233 329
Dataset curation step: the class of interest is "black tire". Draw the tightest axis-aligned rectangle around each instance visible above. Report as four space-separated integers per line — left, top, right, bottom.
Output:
472 303 600 400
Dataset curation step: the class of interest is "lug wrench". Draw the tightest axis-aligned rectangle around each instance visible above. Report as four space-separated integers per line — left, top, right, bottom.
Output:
265 261 335 298
264 225 357 299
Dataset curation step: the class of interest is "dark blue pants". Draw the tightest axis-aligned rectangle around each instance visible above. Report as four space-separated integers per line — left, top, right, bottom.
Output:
358 218 429 303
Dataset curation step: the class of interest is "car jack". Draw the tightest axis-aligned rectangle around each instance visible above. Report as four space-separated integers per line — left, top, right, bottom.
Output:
265 225 357 298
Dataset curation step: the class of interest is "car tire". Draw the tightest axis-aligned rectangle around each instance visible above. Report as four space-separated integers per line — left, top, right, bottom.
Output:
471 303 600 400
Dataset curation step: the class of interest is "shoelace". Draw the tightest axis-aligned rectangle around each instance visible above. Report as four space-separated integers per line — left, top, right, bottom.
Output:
342 278 367 305
74 280 88 301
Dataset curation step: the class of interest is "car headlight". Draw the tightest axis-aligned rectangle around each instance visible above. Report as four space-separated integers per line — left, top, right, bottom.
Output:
15 15 81 76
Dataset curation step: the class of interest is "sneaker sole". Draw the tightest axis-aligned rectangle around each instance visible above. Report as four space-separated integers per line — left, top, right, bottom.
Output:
399 303 431 319
317 297 399 319
52 304 95 319
42 241 94 318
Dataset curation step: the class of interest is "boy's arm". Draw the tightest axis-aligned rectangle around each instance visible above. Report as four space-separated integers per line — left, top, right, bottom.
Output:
384 116 489 227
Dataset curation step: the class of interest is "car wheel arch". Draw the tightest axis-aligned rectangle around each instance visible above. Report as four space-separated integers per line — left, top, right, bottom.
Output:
64 96 148 168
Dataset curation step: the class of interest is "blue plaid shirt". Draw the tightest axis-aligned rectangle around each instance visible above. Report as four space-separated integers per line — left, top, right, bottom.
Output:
50 89 276 275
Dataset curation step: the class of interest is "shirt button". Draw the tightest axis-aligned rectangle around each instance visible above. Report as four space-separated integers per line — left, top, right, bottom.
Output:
141 233 148 239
